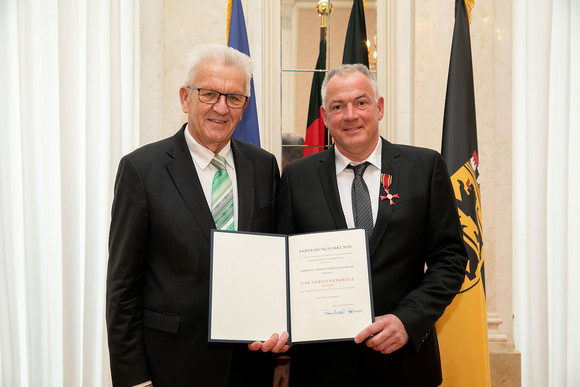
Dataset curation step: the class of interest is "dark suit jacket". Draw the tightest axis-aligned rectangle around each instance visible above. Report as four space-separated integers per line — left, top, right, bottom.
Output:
276 138 467 387
106 125 280 387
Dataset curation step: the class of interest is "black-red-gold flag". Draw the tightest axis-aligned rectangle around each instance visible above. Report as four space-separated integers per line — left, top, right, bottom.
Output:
304 39 327 156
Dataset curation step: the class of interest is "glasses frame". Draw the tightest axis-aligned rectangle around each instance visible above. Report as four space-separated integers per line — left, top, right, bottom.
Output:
186 86 248 109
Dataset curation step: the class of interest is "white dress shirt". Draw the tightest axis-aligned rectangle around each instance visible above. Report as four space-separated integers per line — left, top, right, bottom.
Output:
335 138 382 230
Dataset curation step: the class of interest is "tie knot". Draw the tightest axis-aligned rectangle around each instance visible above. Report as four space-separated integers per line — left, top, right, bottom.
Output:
211 154 227 171
348 161 370 177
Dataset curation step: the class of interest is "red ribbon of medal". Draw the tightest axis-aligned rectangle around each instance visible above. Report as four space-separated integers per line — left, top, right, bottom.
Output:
380 173 399 206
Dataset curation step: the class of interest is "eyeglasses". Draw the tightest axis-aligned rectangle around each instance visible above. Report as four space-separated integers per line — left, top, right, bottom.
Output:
186 86 248 109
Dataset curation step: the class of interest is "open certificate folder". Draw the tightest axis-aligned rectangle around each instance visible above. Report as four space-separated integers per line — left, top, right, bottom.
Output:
209 228 374 344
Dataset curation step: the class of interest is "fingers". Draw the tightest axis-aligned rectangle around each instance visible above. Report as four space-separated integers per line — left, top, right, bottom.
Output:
248 341 264 351
260 333 280 352
354 327 375 343
270 331 290 353
365 332 405 354
354 318 385 344
248 332 292 353
354 314 409 354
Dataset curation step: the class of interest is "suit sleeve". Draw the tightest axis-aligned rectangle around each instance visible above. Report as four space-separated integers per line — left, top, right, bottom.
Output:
106 156 151 386
275 169 297 235
390 153 468 351
270 154 281 231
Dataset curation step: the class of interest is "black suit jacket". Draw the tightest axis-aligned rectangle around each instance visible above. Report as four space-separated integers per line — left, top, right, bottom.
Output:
276 138 467 386
106 125 280 387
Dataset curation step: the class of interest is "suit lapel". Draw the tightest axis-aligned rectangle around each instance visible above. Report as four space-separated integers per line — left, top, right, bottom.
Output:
231 140 254 232
166 125 215 243
370 138 400 255
318 147 348 229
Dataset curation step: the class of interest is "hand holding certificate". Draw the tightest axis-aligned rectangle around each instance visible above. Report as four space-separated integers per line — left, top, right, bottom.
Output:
209 228 374 344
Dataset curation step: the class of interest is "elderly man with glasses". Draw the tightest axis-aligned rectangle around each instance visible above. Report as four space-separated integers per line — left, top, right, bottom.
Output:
106 44 280 387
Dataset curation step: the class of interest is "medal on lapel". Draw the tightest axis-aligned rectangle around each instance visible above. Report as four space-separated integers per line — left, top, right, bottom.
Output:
380 173 399 206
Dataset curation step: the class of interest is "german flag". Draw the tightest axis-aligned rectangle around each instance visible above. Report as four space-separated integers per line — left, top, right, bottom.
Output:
435 1 491 386
303 34 327 156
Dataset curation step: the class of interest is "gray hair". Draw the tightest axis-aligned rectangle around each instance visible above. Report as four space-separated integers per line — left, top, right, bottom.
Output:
183 44 253 96
321 64 379 107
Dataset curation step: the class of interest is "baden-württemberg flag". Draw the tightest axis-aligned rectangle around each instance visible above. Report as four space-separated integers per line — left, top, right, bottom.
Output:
227 0 260 146
435 1 491 386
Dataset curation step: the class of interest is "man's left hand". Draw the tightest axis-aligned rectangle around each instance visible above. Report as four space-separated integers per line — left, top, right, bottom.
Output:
354 314 409 354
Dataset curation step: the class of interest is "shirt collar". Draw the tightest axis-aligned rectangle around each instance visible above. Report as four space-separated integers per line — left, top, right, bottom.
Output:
184 124 233 169
335 137 382 174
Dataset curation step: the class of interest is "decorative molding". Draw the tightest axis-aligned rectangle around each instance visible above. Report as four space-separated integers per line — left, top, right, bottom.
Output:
376 0 394 141
139 0 163 146
488 312 510 351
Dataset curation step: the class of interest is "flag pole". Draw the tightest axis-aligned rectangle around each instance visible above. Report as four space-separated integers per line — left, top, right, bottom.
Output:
316 0 331 76
316 0 332 39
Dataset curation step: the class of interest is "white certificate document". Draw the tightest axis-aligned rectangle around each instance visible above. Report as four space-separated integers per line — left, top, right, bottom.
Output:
209 228 373 344
287 229 373 343
210 231 288 342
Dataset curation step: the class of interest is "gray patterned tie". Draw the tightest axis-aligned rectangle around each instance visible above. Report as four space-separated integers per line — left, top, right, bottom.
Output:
348 162 373 239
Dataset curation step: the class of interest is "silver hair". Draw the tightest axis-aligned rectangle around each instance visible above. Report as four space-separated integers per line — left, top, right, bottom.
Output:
182 44 253 96
320 64 379 107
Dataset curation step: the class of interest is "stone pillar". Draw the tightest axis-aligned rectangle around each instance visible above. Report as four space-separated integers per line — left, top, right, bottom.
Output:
489 313 521 386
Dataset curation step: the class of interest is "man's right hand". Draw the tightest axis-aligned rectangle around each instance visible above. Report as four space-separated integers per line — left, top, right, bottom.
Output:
248 332 291 353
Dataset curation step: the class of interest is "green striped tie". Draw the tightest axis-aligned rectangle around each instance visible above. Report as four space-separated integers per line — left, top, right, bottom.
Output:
210 155 234 230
